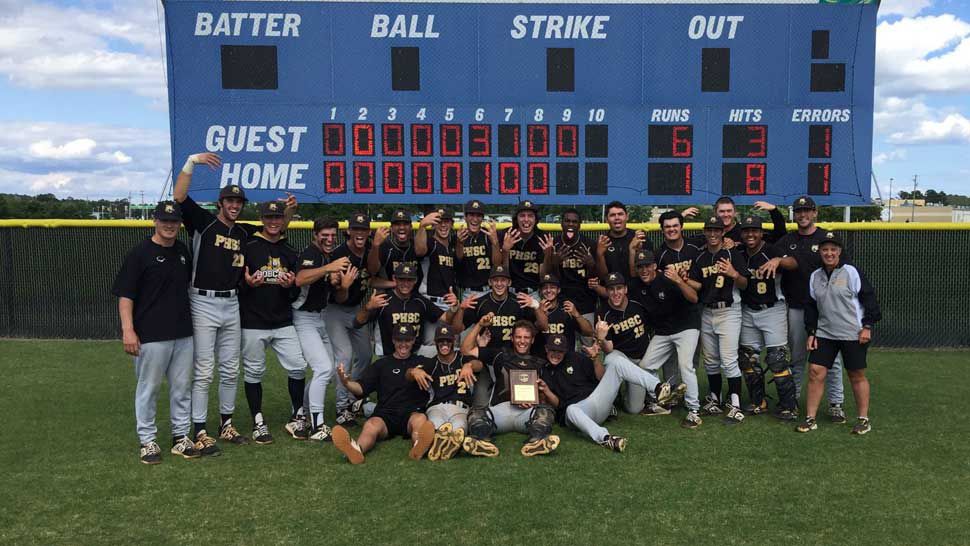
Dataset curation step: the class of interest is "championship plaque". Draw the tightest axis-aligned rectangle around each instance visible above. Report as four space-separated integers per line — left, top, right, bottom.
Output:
510 369 539 405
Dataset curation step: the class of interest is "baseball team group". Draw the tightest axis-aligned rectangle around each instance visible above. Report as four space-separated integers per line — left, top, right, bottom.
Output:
114 152 881 465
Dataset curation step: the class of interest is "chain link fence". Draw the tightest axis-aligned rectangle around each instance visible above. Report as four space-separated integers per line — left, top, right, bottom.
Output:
1 221 967 347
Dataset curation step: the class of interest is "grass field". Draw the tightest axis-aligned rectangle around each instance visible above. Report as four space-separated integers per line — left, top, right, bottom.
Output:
1 340 968 545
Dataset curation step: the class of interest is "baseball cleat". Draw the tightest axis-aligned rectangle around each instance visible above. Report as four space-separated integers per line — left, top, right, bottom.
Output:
462 437 500 458
796 417 818 433
599 435 627 453
606 405 619 421
350 398 366 418
252 422 274 445
744 400 768 415
335 408 357 427
521 435 560 457
218 422 249 445
439 428 465 461
851 417 871 435
722 404 745 425
828 403 847 424
139 441 162 465
663 384 688 408
171 436 201 459
284 417 309 441
332 425 364 464
681 410 703 429
654 382 674 406
427 423 452 462
409 420 436 460
700 393 723 416
640 402 671 416
309 424 333 442
193 430 222 457
772 408 798 422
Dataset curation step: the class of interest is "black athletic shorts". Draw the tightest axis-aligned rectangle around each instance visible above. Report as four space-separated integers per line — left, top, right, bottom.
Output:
372 407 421 438
810 337 869 371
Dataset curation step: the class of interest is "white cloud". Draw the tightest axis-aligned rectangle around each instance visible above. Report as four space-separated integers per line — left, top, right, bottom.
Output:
878 0 933 17
97 151 133 164
27 172 72 192
888 113 970 144
875 14 970 97
28 138 97 160
873 149 908 165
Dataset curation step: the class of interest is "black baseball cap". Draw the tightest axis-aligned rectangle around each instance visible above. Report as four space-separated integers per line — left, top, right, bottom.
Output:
218 185 247 201
348 212 370 229
435 208 454 220
434 325 456 342
390 209 410 224
393 263 418 279
545 334 569 352
819 231 843 248
391 324 417 341
635 250 655 267
258 201 285 217
154 201 181 221
515 200 539 215
739 215 764 230
793 196 817 211
464 200 485 215
703 216 725 230
489 264 511 279
604 272 626 287
540 273 560 287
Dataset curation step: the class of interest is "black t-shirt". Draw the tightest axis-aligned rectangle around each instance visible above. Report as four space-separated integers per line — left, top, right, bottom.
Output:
598 299 650 360
534 302 579 357
424 236 457 297
474 347 548 406
240 234 300 329
628 274 698 335
499 228 545 291
740 243 785 306
378 239 424 286
358 355 428 415
329 242 370 307
541 351 599 424
773 228 836 308
554 234 597 314
293 244 332 313
462 294 535 348
689 247 750 306
180 196 257 291
356 291 444 356
112 238 193 343
456 230 493 290
416 353 472 406
602 230 653 278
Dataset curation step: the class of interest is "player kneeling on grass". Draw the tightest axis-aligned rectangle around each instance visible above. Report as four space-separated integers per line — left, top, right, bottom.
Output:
797 235 881 435
407 325 480 461
459 316 560 458
113 201 200 464
332 325 436 464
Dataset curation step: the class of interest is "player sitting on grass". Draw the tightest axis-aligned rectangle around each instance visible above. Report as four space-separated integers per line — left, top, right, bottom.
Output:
332 325 436 464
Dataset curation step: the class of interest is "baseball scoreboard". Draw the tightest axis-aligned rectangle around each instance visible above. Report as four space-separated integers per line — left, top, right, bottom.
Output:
163 0 878 205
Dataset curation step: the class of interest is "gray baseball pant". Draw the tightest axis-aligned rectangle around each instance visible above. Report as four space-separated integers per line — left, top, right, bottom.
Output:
189 292 241 424
134 337 193 444
788 307 844 404
610 350 663 414
491 402 536 434
241 326 308 383
641 329 701 411
325 304 373 411
293 310 334 415
426 403 469 430
740 304 788 350
701 304 743 379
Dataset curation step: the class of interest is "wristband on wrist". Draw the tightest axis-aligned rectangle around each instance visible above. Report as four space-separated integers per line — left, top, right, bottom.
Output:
181 154 200 175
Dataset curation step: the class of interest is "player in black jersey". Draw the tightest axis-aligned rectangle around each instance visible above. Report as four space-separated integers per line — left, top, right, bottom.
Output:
455 199 502 298
534 273 594 354
457 265 538 350
415 208 458 302
594 272 672 416
408 325 480 461
368 208 424 288
595 201 652 280
293 217 353 441
760 195 847 422
655 211 703 273
459 318 560 458
499 200 551 294
683 197 786 247
687 216 750 424
331 325 436 464
327 212 374 426
541 209 598 324
736 215 797 419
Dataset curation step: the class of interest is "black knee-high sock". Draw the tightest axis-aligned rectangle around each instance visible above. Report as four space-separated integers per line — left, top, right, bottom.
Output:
288 377 306 419
708 374 723 401
220 414 232 427
193 422 207 436
728 376 743 406
245 381 263 423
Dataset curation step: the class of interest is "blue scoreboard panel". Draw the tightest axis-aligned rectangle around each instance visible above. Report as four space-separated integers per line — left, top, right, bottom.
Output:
163 0 878 205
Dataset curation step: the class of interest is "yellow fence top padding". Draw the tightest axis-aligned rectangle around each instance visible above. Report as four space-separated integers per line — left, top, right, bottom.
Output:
1 219 969 231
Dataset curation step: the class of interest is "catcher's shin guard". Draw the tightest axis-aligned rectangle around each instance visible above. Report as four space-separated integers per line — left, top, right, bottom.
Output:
525 404 556 442
467 406 496 441
739 345 766 409
766 346 797 412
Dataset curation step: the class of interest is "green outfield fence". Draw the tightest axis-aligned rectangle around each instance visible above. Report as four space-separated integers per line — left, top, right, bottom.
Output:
1 219 968 348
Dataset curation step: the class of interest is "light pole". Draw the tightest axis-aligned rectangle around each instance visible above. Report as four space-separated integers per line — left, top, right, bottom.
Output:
888 177 893 221
911 175 918 223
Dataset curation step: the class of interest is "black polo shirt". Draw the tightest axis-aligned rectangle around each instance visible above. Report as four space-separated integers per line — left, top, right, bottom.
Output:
239 233 300 330
773 228 836 309
112 238 193 343
541 351 599 424
358 355 428 416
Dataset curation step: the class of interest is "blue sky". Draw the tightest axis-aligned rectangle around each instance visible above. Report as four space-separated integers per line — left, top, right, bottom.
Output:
0 0 967 201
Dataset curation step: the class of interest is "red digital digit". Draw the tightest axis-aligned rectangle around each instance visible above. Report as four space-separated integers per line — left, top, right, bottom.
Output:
441 162 462 193
352 124 375 156
673 126 692 158
469 125 491 156
527 125 549 157
684 164 692 194
498 162 520 194
747 125 766 158
411 124 433 156
382 124 404 156
353 162 375 193
412 162 433 193
470 162 491 194
745 163 766 194
556 125 578 157
440 124 462 156
323 124 345 156
527 163 549 194
383 162 404 193
324 161 346 193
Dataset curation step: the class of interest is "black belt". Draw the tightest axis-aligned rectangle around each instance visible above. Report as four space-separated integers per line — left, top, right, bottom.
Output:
463 286 487 292
195 288 236 298
705 301 731 309
440 400 469 409
744 302 776 311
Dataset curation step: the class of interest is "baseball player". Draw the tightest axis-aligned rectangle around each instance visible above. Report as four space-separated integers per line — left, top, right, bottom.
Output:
239 202 309 444
293 217 353 441
415 208 458 306
326 212 373 427
683 198 786 247
408 325 479 461
761 196 847 423
331 325 436 464
543 334 674 452
369 208 424 288
686 216 750 425
627 250 703 428
595 201 652 280
736 215 797 419
459 317 560 457
541 208 598 331
113 201 200 463
498 200 550 294
173 152 295 454
533 273 594 354
594 272 672 416
455 199 502 300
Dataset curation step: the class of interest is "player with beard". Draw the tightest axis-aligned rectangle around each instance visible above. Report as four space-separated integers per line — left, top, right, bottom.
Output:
455 200 502 300
540 209 598 330
499 200 551 295
533 273 594 354
369 208 425 289
595 201 651 280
